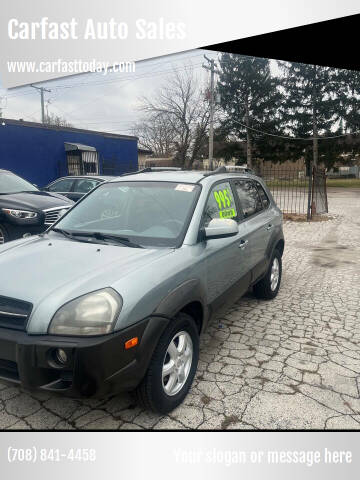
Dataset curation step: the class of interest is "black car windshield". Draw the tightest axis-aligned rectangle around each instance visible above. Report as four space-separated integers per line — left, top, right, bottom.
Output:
0 172 38 194
54 181 201 247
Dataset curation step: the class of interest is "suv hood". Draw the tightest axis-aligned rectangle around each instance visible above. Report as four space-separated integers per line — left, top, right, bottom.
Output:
0 234 172 332
0 191 72 211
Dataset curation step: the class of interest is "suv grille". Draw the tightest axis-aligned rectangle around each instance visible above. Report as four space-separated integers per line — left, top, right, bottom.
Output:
43 206 70 226
0 296 32 331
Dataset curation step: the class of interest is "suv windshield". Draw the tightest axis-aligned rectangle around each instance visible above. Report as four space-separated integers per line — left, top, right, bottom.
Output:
0 172 39 194
54 181 201 247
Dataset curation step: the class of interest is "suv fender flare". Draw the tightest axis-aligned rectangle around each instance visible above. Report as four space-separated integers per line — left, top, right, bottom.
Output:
266 226 285 263
153 279 209 331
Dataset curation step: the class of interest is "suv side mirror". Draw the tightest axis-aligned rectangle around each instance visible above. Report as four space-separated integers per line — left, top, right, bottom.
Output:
205 218 238 239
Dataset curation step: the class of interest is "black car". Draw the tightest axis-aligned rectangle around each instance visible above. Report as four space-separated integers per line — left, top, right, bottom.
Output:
0 170 74 244
44 175 116 202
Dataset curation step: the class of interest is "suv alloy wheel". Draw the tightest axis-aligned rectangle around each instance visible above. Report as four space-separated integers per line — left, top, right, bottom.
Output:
253 249 282 300
135 312 199 413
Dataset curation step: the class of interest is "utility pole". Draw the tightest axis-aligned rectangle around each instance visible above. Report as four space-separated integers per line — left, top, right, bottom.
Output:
312 65 318 168
31 85 51 123
203 55 220 171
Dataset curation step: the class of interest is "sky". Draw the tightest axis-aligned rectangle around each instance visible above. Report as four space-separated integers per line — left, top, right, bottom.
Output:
0 49 219 137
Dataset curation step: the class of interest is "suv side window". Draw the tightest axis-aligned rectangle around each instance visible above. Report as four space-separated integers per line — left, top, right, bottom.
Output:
48 178 74 193
255 181 270 209
74 178 100 193
203 181 237 227
234 179 263 218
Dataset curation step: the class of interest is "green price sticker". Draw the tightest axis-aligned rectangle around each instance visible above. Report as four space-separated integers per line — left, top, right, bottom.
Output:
213 188 232 210
219 208 236 219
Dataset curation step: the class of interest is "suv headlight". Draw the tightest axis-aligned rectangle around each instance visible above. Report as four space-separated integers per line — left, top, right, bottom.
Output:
2 208 38 219
48 288 122 336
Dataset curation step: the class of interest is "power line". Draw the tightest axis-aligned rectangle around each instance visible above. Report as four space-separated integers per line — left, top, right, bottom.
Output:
229 118 360 141
47 62 205 124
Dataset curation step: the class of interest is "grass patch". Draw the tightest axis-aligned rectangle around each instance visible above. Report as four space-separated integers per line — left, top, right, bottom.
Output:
266 179 308 188
326 178 360 188
265 178 360 188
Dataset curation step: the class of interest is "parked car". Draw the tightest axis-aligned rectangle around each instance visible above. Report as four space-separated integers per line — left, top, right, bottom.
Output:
0 167 284 413
0 169 74 244
44 175 116 202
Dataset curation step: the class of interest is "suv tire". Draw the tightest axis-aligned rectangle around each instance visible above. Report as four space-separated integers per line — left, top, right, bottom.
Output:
253 249 282 300
0 224 9 245
135 312 199 414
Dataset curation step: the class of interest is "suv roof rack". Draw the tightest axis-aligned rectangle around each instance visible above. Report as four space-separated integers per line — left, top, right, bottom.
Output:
194 166 227 184
120 167 182 177
197 165 255 183
201 166 227 178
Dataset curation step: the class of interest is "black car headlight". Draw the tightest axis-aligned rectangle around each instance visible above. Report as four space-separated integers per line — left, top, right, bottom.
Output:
48 288 123 336
2 208 38 219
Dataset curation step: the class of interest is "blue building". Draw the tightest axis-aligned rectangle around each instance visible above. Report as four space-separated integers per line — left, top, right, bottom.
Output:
0 118 138 187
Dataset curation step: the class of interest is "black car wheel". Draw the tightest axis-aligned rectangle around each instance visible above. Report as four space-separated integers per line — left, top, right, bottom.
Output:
253 249 282 300
135 312 199 414
0 224 9 244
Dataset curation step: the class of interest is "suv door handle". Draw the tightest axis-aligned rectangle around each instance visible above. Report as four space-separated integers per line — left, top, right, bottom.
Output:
239 239 249 249
266 224 273 231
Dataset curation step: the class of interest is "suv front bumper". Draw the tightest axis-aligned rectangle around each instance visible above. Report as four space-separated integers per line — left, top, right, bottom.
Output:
0 316 169 397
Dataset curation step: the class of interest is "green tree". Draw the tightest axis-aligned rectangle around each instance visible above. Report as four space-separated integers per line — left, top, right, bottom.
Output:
217 54 283 168
336 69 360 133
279 62 360 169
279 62 344 168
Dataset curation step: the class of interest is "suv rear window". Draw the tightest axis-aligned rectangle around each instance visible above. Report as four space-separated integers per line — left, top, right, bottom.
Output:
234 179 263 218
256 181 270 209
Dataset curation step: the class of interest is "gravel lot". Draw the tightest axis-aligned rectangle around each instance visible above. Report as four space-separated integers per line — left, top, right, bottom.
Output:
1 188 360 430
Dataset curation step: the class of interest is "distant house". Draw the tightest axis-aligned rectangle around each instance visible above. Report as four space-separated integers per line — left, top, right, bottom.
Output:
139 156 174 169
0 118 138 187
138 148 153 168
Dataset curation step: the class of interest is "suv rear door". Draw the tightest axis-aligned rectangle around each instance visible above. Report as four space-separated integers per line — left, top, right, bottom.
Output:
232 178 274 282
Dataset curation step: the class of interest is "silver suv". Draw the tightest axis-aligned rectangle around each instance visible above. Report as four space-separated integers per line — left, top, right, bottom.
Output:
0 168 284 413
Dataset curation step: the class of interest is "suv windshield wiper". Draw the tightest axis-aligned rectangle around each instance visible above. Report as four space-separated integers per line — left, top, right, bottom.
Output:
90 232 144 248
52 228 143 248
52 228 79 241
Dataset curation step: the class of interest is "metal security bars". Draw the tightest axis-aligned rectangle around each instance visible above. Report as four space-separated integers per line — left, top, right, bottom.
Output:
260 167 309 215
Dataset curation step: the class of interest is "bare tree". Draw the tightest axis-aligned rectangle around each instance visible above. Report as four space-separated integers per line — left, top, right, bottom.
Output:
137 67 211 168
133 113 176 157
44 112 73 128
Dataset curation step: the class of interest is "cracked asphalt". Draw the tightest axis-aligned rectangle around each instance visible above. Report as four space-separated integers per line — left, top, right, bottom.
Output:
1 188 360 430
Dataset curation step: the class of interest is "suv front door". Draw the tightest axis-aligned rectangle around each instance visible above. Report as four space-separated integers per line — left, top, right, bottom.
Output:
201 180 252 311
